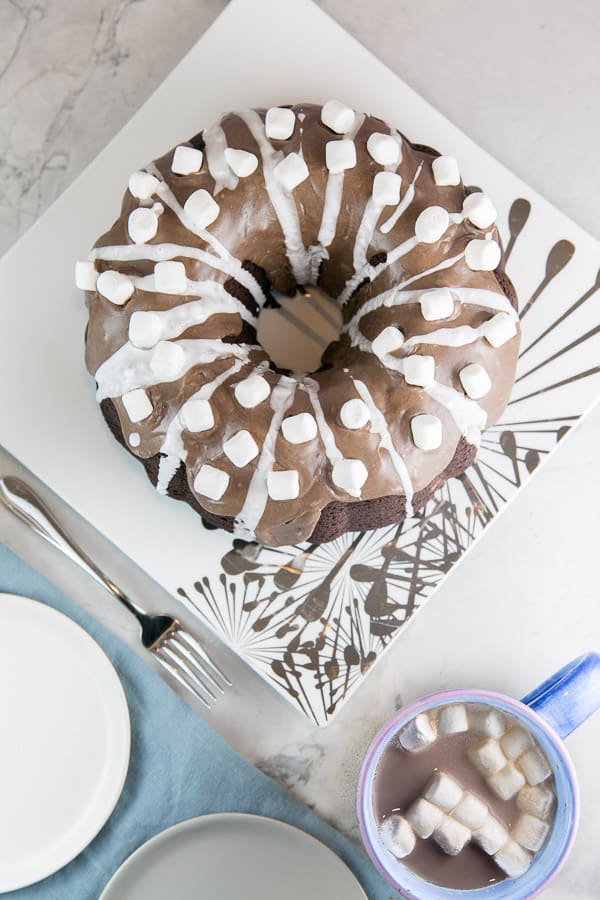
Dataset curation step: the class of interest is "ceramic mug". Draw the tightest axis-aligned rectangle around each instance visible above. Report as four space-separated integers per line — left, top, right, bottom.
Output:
357 653 600 899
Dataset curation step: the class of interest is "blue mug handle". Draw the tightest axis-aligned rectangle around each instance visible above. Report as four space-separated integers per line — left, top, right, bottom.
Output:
522 652 600 740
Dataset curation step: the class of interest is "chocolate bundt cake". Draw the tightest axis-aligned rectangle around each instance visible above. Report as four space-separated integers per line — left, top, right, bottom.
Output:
77 101 520 547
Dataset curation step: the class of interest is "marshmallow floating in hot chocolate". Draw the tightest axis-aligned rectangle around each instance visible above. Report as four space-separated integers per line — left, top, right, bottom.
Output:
374 700 556 890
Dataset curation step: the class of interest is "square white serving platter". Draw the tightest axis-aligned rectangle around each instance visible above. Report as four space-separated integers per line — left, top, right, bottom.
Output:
1 0 600 725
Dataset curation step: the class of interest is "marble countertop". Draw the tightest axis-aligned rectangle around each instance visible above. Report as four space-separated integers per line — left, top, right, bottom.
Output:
1 2 599 897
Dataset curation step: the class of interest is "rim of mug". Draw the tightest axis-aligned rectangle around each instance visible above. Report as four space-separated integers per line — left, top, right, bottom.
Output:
357 688 580 900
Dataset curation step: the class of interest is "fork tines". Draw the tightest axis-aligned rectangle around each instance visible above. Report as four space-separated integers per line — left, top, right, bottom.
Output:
154 628 231 709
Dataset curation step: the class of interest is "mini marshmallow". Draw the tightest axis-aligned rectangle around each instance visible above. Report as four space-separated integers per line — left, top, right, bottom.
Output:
432 155 460 187
433 816 471 856
488 764 526 801
150 340 185 380
481 312 517 348
500 726 533 761
424 772 463 813
265 107 295 140
465 239 501 271
325 140 357 174
494 840 532 879
340 398 370 430
372 326 405 358
372 171 402 206
458 363 492 400
281 412 318 444
75 260 97 291
463 192 497 229
469 739 507 776
367 132 401 166
184 189 220 229
518 748 552 786
321 100 355 134
406 799 444 839
155 260 187 294
180 398 214 433
420 287 455 321
274 152 309 191
411 414 442 451
223 430 259 468
128 432 140 448
398 713 437 753
97 270 134 306
193 464 229 501
128 207 158 244
379 815 416 860
437 704 469 735
122 388 152 423
267 469 300 501
415 206 450 244
512 813 550 852
332 458 368 497
224 147 259 177
452 792 489 831
129 311 163 349
234 375 271 409
171 145 203 175
517 785 554 820
471 708 506 739
473 816 509 856
128 170 159 199
403 355 435 387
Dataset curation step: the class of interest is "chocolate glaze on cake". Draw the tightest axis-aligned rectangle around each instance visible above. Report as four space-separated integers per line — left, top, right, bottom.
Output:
78 102 520 547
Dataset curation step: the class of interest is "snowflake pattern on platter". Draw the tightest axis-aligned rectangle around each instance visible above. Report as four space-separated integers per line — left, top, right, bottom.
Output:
176 196 600 725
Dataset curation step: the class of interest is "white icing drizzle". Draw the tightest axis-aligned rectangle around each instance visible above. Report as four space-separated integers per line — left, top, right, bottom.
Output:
404 323 488 349
316 113 366 250
90 241 265 309
303 378 343 466
157 359 244 493
352 378 414 515
145 163 230 260
337 234 424 306
380 163 423 234
237 109 313 284
344 284 516 348
95 338 257 400
203 123 238 193
425 381 487 447
127 286 258 340
233 376 298 540
352 198 387 273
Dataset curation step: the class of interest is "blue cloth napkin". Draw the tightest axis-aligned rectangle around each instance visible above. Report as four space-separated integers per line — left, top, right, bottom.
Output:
0 544 392 899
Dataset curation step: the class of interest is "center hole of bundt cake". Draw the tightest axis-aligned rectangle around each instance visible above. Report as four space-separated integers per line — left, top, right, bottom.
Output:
256 284 343 373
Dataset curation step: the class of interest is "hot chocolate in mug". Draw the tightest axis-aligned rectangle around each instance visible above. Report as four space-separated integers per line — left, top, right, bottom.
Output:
357 653 600 899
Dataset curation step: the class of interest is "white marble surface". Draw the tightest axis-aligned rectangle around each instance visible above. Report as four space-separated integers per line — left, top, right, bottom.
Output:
1 2 600 897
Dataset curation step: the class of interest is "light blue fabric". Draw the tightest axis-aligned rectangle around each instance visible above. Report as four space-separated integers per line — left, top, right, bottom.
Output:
0 544 392 900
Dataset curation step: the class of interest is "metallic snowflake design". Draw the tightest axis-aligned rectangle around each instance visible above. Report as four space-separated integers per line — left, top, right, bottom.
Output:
177 198 600 724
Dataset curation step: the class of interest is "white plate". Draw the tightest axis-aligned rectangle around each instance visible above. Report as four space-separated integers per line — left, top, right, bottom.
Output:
0 0 600 724
0 593 130 892
100 813 366 900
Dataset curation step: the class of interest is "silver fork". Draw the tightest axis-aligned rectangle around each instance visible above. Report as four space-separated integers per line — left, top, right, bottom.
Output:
0 476 230 709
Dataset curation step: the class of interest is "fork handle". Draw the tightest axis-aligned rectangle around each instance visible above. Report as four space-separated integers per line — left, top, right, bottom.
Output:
0 476 149 628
